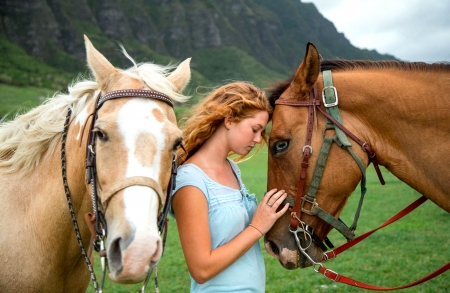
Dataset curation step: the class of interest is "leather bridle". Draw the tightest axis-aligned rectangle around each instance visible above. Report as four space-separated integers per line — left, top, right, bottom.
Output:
275 71 384 252
272 70 449 290
86 89 176 238
61 89 178 293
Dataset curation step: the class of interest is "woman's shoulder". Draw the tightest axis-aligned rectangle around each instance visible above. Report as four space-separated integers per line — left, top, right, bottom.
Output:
176 163 213 190
178 163 207 179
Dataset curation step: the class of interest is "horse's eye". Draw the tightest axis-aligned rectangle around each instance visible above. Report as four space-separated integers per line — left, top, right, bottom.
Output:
94 129 109 142
173 138 182 151
272 140 289 154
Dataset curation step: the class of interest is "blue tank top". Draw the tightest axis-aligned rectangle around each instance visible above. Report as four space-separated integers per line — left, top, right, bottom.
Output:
169 159 265 292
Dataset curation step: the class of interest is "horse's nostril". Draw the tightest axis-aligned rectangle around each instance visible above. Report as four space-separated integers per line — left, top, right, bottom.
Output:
109 237 123 272
268 240 280 256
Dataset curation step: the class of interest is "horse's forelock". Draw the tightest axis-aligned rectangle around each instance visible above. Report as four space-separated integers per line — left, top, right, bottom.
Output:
267 77 293 108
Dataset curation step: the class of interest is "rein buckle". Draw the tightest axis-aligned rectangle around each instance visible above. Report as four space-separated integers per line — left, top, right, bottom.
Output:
322 86 339 107
300 196 319 215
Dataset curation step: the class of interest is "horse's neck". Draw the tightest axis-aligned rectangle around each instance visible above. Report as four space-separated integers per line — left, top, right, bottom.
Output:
337 70 450 211
0 118 92 291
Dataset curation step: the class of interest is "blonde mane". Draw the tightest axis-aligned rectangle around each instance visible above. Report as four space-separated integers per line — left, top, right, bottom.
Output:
0 60 190 176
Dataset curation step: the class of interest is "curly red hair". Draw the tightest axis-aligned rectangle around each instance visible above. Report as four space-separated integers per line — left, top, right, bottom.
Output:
178 82 272 164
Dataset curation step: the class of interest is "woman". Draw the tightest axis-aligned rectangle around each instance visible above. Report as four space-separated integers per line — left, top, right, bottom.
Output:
170 82 289 292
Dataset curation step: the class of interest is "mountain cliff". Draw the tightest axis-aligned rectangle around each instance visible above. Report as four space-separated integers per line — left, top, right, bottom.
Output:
0 0 396 91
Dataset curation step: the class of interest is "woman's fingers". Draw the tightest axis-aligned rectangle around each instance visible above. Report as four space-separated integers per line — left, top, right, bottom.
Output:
270 191 289 215
262 188 277 204
276 201 290 216
252 190 290 234
265 189 286 208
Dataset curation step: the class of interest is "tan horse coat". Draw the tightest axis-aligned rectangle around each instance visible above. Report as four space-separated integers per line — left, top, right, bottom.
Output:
0 36 191 292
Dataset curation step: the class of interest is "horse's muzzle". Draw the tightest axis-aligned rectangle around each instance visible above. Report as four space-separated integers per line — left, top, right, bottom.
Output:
107 231 162 283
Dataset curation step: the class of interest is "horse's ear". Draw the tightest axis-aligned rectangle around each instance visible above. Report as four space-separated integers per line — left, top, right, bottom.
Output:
84 35 118 91
291 42 320 94
167 58 191 93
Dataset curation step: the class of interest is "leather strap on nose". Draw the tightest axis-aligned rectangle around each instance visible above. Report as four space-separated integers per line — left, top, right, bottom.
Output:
101 176 164 210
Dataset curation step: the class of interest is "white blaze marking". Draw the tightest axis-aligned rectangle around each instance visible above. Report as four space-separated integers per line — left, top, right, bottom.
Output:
117 99 165 231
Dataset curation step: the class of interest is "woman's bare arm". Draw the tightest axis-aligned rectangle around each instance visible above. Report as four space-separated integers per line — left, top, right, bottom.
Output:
172 186 288 284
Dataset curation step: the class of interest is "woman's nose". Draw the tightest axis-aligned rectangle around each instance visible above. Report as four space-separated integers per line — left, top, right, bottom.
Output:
254 133 262 143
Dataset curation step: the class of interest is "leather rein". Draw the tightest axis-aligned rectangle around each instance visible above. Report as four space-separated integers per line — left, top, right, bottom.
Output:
274 71 449 290
61 89 177 293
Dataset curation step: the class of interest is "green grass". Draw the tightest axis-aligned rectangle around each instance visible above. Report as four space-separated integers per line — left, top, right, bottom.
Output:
0 35 77 89
87 149 449 292
0 84 56 119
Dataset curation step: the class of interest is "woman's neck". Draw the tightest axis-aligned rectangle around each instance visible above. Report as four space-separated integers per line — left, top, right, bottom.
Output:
187 125 230 169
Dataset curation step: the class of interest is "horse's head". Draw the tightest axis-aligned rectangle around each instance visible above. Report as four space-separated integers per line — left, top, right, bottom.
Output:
265 43 369 269
83 36 190 283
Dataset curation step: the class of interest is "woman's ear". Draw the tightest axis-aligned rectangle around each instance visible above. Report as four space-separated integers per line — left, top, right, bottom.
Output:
224 116 233 129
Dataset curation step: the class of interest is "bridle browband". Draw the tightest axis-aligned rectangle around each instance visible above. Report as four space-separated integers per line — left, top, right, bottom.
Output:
62 89 178 293
97 89 174 108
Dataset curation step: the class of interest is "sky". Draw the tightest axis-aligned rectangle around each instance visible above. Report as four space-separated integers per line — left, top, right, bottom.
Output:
304 0 450 63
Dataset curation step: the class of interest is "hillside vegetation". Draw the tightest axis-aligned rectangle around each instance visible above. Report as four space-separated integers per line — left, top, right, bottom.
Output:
0 0 396 118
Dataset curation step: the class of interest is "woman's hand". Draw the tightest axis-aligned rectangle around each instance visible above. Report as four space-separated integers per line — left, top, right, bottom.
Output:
250 189 289 235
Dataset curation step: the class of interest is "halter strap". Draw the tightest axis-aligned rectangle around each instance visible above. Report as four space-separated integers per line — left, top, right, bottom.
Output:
322 70 351 146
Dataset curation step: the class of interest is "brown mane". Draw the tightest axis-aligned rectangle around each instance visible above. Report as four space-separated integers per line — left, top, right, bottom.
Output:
320 59 450 72
268 59 450 108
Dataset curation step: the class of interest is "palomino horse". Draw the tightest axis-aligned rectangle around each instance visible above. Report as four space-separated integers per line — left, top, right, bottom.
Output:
265 43 450 271
0 36 191 292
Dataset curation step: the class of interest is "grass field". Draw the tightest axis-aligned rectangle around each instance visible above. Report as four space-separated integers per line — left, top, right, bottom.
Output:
87 149 449 293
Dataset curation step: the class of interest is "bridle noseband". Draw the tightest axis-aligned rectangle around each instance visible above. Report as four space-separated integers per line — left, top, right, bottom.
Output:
62 89 178 293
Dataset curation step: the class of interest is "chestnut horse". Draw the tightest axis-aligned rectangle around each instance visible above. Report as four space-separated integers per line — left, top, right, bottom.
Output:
0 36 191 292
265 43 450 271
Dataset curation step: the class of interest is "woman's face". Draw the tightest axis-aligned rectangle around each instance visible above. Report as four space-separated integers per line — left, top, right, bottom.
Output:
227 110 269 155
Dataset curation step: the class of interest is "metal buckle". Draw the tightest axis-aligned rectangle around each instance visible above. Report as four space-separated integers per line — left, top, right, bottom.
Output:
88 144 95 155
302 145 313 154
300 196 319 215
322 86 339 107
326 250 336 260
324 268 339 281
